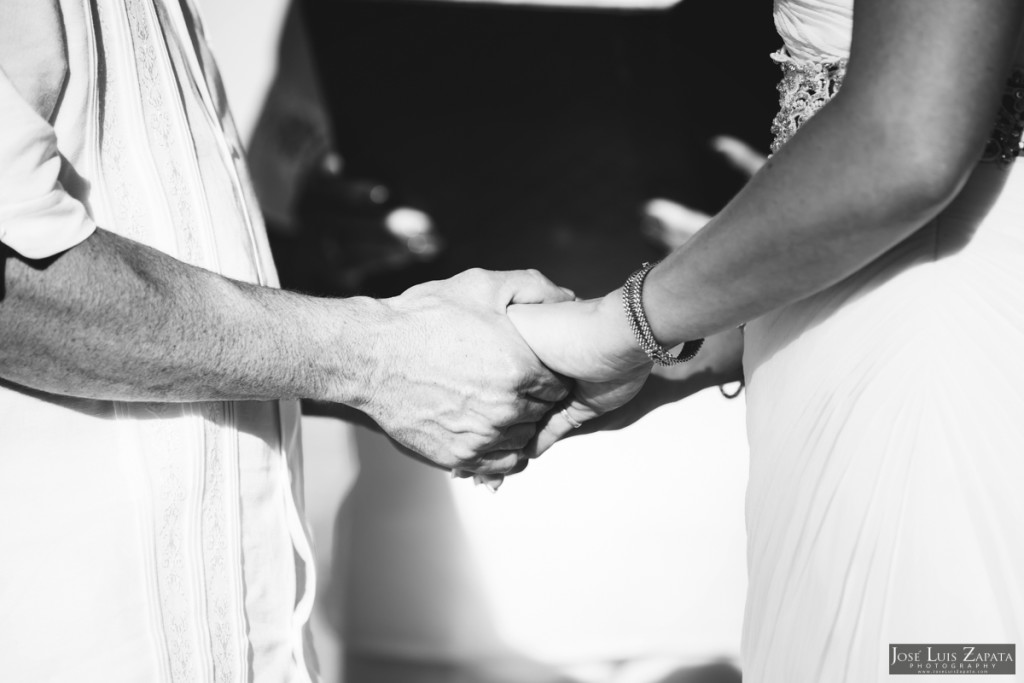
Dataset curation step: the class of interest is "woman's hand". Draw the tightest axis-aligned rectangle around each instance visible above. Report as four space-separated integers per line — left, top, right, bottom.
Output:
507 293 653 456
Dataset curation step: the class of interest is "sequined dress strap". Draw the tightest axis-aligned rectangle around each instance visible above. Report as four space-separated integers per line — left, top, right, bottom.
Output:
770 58 1024 164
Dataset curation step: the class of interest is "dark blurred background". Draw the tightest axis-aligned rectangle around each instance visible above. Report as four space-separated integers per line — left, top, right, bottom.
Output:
280 0 778 298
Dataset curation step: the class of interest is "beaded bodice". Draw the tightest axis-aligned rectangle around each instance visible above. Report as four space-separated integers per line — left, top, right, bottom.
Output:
769 0 1024 163
769 59 845 154
769 58 1024 164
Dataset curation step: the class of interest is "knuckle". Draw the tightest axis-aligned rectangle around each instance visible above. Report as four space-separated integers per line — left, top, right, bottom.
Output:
482 425 505 447
435 454 459 470
459 450 481 467
498 403 524 426
525 268 550 285
463 267 488 284
465 428 496 453
492 358 524 389
478 462 505 477
498 456 520 474
473 459 500 475
450 440 479 464
487 453 518 474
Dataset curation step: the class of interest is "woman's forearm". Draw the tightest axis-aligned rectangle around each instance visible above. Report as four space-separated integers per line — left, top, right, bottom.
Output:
629 0 1024 350
638 94 955 345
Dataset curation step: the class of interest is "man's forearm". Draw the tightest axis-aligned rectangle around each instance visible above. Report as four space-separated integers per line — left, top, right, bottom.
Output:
1 227 572 473
0 228 378 404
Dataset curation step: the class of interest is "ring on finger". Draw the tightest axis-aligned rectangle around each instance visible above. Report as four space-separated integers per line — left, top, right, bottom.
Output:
560 407 583 430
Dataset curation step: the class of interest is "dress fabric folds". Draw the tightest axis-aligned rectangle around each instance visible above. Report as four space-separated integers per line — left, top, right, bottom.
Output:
0 2 316 682
740 2 1024 681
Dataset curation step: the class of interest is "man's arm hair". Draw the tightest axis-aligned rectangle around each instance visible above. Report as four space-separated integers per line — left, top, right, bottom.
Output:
0 228 576 475
0 228 378 404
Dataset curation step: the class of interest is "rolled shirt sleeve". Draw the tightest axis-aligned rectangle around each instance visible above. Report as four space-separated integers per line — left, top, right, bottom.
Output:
0 68 95 260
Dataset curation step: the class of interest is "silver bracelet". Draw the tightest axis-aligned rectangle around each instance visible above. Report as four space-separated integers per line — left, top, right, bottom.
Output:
621 261 704 366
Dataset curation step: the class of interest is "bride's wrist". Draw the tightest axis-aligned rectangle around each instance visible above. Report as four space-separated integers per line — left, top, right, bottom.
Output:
595 289 655 372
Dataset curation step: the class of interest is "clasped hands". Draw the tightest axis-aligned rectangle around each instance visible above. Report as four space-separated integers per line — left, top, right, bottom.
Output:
359 268 651 487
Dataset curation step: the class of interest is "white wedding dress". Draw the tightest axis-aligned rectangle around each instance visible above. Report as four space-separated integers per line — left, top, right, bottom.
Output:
741 1 1024 681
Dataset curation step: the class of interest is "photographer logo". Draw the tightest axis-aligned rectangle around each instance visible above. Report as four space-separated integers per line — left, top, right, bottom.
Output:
889 644 1015 675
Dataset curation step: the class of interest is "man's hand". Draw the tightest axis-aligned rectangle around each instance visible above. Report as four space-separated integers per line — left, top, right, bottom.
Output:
354 269 573 475
0 227 569 477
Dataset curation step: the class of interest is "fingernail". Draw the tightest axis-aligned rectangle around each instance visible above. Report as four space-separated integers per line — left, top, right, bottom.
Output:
560 287 576 299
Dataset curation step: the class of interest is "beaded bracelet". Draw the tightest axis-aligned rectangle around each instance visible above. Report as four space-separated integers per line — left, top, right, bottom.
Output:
621 261 704 366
